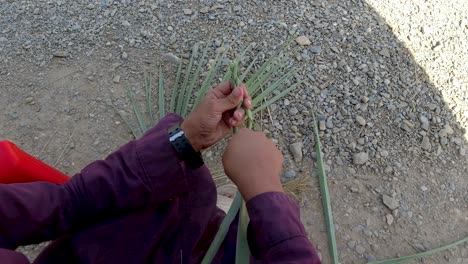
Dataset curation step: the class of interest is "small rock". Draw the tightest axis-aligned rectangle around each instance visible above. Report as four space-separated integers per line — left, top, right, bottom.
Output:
379 48 391 57
289 142 303 162
419 115 430 130
356 116 366 126
289 107 299 115
361 96 369 103
122 52 128 60
183 8 192 15
460 147 466 156
113 75 121 83
200 6 210 13
347 240 356 249
382 194 399 210
385 214 394 225
25 97 34 104
421 136 432 151
284 99 290 106
283 170 297 179
319 120 326 131
295 36 311 46
310 45 322 54
356 245 366 254
439 124 454 137
162 52 180 64
122 20 131 27
353 152 369 165
53 51 68 58
86 3 95 9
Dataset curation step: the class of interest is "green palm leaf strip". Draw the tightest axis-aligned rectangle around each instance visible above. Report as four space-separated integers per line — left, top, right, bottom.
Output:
177 43 199 115
369 236 468 264
235 201 250 264
238 53 260 84
144 72 154 125
312 113 339 264
251 68 297 106
170 59 183 113
182 43 210 117
248 60 288 97
252 81 302 114
158 64 165 118
111 103 140 139
201 193 242 264
127 86 147 134
194 48 226 107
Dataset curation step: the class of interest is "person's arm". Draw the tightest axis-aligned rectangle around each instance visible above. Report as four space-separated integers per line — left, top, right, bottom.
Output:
0 81 251 251
223 129 320 263
0 114 187 249
247 192 320 263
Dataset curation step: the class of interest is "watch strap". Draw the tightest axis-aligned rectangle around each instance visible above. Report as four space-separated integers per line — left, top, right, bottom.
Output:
168 124 204 169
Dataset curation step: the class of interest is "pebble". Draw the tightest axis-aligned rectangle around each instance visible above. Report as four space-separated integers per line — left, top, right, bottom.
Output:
200 6 210 14
289 107 299 115
347 240 356 249
295 36 311 46
284 99 291 106
122 52 128 60
319 120 326 131
360 96 369 103
356 245 366 254
289 142 303 162
113 75 121 83
356 115 366 126
310 45 322 54
53 51 68 58
162 52 180 64
283 169 297 179
353 152 369 165
382 194 399 210
25 97 34 104
438 124 454 137
183 9 192 15
421 136 432 151
122 20 131 27
379 48 391 57
385 214 394 225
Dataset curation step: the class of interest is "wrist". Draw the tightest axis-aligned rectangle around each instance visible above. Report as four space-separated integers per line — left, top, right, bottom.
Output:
180 120 203 152
241 180 284 202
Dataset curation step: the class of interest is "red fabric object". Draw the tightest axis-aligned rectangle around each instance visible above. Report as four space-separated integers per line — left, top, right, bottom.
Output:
0 140 70 184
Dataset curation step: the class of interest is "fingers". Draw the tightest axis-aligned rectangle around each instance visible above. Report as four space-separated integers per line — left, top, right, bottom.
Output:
211 81 234 98
216 85 244 112
241 85 252 110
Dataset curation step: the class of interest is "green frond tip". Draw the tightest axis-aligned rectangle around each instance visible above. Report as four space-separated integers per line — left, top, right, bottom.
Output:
252 81 302 114
127 86 148 134
201 192 242 264
177 43 199 115
144 72 154 125
182 42 210 117
194 47 226 107
170 58 183 113
312 112 339 264
158 64 165 118
111 103 141 139
369 236 468 264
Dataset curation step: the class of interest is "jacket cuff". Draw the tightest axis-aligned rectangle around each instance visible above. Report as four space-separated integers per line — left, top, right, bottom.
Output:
246 192 307 258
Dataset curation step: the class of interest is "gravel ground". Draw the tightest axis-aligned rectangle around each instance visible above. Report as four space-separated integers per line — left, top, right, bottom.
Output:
1 0 467 263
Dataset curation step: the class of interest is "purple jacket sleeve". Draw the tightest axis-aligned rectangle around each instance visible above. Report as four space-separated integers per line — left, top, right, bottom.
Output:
247 192 321 263
0 114 186 251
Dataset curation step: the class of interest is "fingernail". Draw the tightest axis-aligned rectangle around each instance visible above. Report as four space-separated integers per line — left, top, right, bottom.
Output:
246 99 252 107
233 86 242 97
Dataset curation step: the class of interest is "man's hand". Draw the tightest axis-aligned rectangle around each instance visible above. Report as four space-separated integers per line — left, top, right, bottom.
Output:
222 129 284 201
181 81 251 151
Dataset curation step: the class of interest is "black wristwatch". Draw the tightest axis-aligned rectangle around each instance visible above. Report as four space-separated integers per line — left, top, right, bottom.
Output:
168 124 204 169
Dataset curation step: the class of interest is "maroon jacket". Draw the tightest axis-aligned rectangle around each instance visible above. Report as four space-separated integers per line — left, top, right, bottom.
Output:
0 114 320 263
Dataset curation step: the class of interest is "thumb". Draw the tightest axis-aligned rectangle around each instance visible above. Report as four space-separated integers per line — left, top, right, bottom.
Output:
217 86 243 112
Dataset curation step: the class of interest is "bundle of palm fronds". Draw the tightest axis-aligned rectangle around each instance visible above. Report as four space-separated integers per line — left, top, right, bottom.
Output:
113 39 468 264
